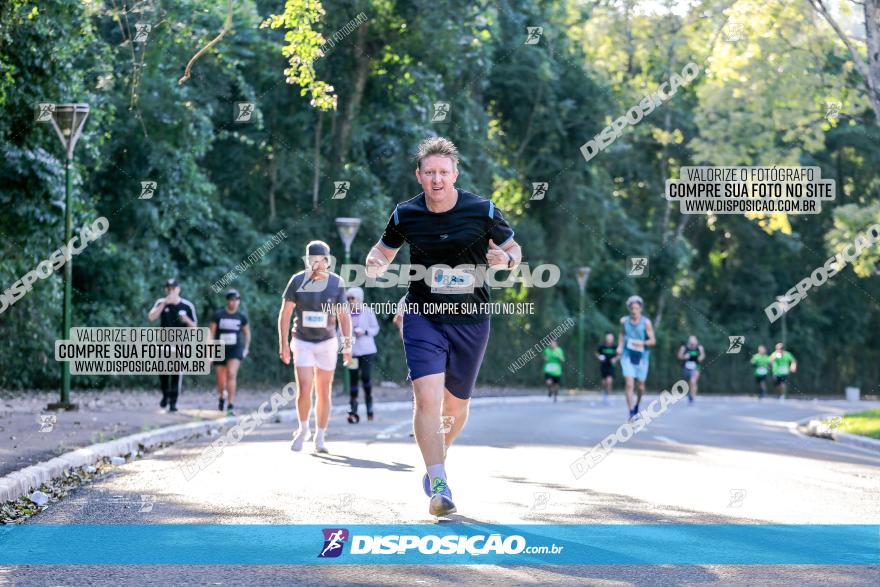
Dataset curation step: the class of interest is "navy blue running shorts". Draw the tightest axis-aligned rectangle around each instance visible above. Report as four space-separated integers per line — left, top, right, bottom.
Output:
402 312 490 400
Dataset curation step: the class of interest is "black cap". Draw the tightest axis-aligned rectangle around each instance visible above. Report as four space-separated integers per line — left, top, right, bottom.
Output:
165 278 178 287
306 241 330 256
225 289 240 299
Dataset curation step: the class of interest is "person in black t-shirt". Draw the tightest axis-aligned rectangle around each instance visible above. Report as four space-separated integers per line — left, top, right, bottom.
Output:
364 137 522 518
147 278 198 412
209 289 250 416
595 332 619 404
677 335 706 404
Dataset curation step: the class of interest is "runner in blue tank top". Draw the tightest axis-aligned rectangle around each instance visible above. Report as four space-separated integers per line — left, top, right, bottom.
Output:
616 295 656 420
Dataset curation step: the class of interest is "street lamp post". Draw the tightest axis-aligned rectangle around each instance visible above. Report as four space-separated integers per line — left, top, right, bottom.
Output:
776 295 787 346
575 266 591 390
335 217 361 401
47 104 90 412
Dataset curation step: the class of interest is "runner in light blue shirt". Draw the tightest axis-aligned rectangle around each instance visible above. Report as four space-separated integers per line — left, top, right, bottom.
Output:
616 295 656 420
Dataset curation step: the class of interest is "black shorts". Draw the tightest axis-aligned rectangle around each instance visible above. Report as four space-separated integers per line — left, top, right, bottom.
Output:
216 346 244 365
774 375 788 385
599 363 614 379
755 374 767 382
545 374 561 385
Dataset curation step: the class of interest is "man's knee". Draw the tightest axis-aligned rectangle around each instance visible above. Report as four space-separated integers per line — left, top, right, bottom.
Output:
446 403 468 420
414 388 445 415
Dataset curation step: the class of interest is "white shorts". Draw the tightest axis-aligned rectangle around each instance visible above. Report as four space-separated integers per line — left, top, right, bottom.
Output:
290 337 338 371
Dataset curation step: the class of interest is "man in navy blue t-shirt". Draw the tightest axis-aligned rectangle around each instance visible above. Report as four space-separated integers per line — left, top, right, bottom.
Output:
365 136 522 517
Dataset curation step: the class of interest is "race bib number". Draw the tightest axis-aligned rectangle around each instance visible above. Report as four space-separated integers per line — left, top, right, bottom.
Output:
626 339 645 352
220 333 237 346
776 365 789 375
756 366 768 376
302 311 328 329
684 360 697 370
430 267 475 294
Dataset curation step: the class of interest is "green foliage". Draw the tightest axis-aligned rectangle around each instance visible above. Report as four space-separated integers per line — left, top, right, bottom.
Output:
262 0 338 110
1 0 878 396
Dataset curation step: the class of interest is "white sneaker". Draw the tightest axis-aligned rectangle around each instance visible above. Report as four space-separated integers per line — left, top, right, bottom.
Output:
290 429 312 451
314 438 329 454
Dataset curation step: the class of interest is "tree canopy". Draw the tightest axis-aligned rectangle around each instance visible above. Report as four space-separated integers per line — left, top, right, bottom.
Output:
1 0 878 396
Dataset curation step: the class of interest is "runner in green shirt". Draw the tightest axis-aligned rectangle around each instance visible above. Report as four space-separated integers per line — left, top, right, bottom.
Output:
750 344 771 399
543 340 565 402
769 342 797 400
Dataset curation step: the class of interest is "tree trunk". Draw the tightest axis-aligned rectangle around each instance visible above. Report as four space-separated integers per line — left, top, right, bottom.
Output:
268 150 278 222
659 109 673 244
866 0 880 125
333 23 371 175
809 0 880 125
312 109 323 211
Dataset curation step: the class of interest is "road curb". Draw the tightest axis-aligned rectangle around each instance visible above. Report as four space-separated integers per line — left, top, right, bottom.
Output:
796 416 880 452
0 414 260 504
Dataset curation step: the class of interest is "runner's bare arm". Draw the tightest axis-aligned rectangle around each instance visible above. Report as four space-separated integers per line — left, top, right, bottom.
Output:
366 242 397 277
278 299 295 363
699 345 706 362
338 302 353 364
617 318 626 356
487 238 521 269
645 319 657 347
209 322 217 340
677 346 687 360
500 238 522 269
242 323 251 357
147 298 165 321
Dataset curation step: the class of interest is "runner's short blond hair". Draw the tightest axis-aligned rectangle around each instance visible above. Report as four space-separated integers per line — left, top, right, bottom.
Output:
414 136 459 170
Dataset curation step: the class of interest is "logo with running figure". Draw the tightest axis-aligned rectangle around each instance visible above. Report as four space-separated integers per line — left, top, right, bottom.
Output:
530 182 549 201
35 102 55 122
319 528 349 558
824 102 842 121
525 27 544 45
133 23 151 43
532 492 550 510
38 414 56 432
431 102 450 123
628 257 649 277
725 21 744 43
140 181 157 200
727 489 746 508
727 336 744 354
138 494 155 513
234 102 255 123
438 415 455 434
332 181 350 199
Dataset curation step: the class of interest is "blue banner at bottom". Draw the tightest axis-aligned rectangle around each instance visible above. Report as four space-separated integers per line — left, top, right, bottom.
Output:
0 524 877 565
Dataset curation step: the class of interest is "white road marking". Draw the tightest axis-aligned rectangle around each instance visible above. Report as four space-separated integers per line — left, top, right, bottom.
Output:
653 435 681 445
376 419 412 439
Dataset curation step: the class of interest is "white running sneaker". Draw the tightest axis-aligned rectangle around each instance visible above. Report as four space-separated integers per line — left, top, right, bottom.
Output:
290 428 312 451
314 439 329 454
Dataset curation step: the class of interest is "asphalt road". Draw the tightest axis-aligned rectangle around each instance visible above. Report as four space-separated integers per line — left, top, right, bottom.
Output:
4 393 879 586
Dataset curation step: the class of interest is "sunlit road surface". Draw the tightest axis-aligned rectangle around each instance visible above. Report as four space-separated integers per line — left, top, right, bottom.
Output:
4 394 879 586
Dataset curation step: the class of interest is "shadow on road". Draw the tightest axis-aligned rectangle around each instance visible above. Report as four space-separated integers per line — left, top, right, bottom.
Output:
310 452 415 473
